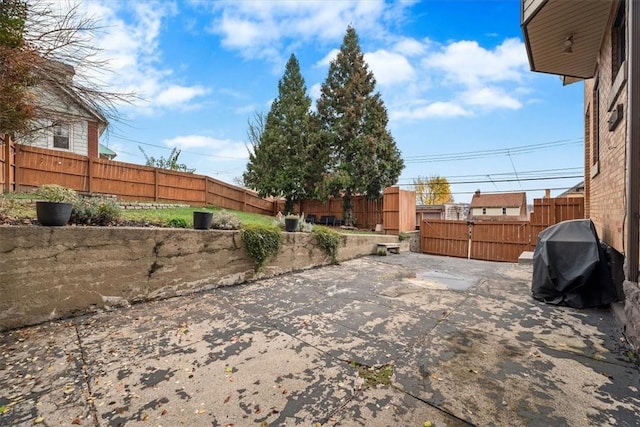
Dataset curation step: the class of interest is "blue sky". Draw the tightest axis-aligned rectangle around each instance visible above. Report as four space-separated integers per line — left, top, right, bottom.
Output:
79 0 584 204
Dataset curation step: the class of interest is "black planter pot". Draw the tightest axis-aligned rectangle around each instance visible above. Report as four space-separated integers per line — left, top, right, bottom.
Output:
36 201 73 226
284 217 299 232
193 211 213 230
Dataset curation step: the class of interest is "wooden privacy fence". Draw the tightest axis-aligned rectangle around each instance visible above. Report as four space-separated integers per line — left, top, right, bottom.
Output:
1 139 416 233
275 188 416 233
421 197 585 262
10 143 274 216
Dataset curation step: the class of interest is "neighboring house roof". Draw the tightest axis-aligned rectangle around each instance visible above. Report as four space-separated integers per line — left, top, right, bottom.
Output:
35 60 108 132
99 143 117 160
469 191 526 208
557 181 585 197
468 190 528 221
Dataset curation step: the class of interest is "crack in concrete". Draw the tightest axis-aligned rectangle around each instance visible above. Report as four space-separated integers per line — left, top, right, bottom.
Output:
73 321 101 427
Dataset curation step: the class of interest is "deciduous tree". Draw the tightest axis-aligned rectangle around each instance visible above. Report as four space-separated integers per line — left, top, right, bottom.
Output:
0 0 132 136
316 26 403 226
414 175 453 205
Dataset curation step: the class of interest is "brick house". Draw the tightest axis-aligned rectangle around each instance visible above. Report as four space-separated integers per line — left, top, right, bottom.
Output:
467 190 528 221
522 0 640 348
19 61 108 160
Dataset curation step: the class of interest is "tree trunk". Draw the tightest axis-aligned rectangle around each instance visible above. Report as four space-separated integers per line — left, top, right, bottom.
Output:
284 198 294 215
342 191 353 226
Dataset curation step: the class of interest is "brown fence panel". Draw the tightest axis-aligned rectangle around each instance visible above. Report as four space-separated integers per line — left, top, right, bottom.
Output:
471 221 530 262
15 145 89 192
91 159 156 200
421 220 469 258
529 197 584 249
157 170 206 204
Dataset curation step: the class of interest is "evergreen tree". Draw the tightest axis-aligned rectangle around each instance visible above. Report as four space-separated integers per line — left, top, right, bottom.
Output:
316 26 404 226
243 54 316 213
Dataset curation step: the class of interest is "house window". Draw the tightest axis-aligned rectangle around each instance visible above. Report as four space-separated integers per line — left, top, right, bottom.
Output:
482 208 487 215
612 1 626 82
502 207 507 215
53 124 70 149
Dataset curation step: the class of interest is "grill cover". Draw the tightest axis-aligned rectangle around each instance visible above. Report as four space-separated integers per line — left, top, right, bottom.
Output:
532 219 618 308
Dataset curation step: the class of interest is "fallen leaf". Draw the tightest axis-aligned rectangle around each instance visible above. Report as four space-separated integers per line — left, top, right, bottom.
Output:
423 422 432 427
34 416 44 424
71 417 82 425
196 409 206 414
141 413 149 421
223 395 231 404
225 367 233 373
161 409 168 416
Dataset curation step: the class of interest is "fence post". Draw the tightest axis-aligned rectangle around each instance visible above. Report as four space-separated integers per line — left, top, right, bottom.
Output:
154 169 159 201
87 158 93 194
3 134 11 193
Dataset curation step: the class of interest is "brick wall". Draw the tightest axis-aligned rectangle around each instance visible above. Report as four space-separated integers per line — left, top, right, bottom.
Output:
583 0 628 254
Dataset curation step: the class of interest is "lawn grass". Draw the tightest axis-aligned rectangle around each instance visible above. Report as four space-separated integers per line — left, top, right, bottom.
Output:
121 206 274 227
1 193 379 233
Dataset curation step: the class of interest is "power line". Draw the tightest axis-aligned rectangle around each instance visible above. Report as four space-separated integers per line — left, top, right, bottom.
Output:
403 138 582 163
109 133 249 160
396 167 583 182
400 186 576 196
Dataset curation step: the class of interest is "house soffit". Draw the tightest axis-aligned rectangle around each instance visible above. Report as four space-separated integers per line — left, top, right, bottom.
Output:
522 0 612 79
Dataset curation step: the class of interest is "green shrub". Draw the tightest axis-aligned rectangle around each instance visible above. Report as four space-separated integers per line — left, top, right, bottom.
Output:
34 184 79 203
241 224 282 270
211 209 242 230
167 218 189 228
70 196 121 225
312 227 341 263
398 232 410 241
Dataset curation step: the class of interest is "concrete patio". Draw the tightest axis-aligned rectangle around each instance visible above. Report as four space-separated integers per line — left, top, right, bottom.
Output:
1 253 638 426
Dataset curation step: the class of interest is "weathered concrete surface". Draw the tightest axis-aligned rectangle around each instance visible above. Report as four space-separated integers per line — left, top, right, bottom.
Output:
1 253 638 426
0 227 403 331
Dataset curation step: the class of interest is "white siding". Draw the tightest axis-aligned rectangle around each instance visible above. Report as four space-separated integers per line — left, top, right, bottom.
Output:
472 207 520 216
18 84 92 156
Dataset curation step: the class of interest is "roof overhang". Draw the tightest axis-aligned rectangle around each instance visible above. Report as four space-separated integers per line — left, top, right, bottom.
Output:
522 0 613 79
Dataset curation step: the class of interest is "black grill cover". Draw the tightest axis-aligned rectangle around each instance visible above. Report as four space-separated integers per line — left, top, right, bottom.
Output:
531 219 618 308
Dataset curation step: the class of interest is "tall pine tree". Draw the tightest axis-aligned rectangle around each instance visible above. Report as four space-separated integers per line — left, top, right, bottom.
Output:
243 54 315 213
316 26 404 226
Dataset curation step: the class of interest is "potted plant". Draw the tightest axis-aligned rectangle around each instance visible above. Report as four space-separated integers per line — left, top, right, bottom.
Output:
34 184 79 226
193 210 213 229
284 214 299 232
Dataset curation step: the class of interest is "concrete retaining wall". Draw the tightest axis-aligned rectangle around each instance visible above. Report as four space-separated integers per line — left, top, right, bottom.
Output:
0 227 404 331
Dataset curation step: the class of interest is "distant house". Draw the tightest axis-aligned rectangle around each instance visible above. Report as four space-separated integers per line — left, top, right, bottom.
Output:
557 181 585 198
468 190 527 221
20 61 108 160
416 203 467 227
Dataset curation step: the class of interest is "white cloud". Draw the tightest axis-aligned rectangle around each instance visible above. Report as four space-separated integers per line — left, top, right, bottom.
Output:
208 0 398 63
315 49 340 68
69 1 209 114
461 87 522 110
163 135 248 159
364 50 415 86
310 83 322 103
155 85 209 106
234 104 258 115
424 38 529 87
391 101 471 121
393 38 427 56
